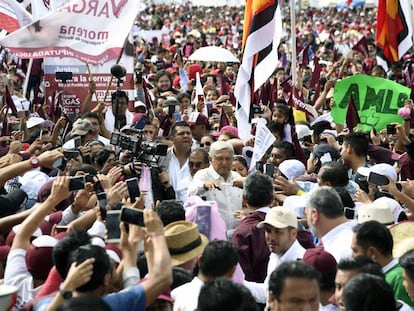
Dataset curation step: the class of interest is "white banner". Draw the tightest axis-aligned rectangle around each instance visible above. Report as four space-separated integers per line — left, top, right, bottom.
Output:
0 0 140 65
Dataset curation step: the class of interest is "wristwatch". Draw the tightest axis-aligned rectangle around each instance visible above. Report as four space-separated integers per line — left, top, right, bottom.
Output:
59 284 72 300
29 157 40 168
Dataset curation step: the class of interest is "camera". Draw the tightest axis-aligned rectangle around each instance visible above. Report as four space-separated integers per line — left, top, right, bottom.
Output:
110 132 168 158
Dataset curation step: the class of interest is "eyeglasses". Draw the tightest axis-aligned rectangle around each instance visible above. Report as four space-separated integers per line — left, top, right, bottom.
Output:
189 161 204 168
200 142 212 147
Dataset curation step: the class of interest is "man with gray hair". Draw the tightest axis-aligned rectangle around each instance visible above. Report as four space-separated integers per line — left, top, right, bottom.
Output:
188 141 244 229
304 186 354 262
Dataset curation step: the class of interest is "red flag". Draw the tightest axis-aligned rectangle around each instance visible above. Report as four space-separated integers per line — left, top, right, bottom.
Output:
297 42 310 69
142 79 154 118
269 78 278 111
260 80 272 106
329 30 340 62
309 54 321 91
376 0 413 70
4 85 18 117
219 110 230 129
280 76 293 93
218 70 229 96
346 96 360 132
352 36 369 59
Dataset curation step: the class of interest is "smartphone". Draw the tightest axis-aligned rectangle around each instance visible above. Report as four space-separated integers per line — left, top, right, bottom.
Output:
53 157 68 171
106 210 121 243
173 112 182 121
367 172 389 186
206 102 213 116
135 72 143 84
302 135 313 145
386 124 396 135
134 116 149 130
126 177 140 203
252 106 264 114
120 206 145 226
336 135 345 145
344 207 355 220
196 205 211 238
110 132 120 145
76 245 92 264
256 161 264 173
63 150 80 160
55 225 68 233
265 163 275 178
97 192 107 220
69 176 86 191
168 105 176 118
74 136 81 149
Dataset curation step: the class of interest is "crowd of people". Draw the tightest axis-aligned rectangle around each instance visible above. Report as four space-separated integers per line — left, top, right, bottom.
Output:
1 2 414 311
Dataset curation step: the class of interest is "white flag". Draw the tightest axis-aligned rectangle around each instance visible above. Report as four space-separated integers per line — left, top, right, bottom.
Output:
0 0 140 65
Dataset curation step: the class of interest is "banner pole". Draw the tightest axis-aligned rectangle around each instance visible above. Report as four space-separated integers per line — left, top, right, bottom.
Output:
22 58 33 99
290 0 297 87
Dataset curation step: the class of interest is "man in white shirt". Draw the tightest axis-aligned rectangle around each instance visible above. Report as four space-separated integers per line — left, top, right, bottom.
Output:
304 186 354 263
187 141 243 229
171 240 238 311
158 121 192 202
244 206 305 304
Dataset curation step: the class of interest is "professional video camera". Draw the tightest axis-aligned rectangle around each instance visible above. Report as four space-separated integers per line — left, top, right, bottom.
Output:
110 131 168 158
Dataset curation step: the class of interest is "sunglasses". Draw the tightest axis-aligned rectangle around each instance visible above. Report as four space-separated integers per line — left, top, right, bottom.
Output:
200 142 212 147
189 161 204 168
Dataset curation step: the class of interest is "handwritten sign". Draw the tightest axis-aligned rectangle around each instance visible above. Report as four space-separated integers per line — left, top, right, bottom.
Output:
331 74 411 131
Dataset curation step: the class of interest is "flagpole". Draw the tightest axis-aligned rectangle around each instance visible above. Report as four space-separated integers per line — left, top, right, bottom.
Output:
290 0 297 87
22 58 33 99
86 63 97 101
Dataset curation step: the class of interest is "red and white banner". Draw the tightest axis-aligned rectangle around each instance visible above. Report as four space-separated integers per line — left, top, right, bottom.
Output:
44 53 134 114
0 0 140 65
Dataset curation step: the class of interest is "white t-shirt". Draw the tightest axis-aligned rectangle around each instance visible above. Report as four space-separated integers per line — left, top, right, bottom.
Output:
171 276 204 311
4 249 42 311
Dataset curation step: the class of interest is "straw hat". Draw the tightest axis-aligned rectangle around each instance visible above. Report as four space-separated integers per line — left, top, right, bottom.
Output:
165 221 209 267
389 221 414 258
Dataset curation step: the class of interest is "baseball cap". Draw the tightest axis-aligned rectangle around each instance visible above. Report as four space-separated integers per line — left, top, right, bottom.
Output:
303 248 337 289
357 163 397 182
25 235 58 280
71 119 94 137
278 159 306 180
188 112 209 126
212 125 239 138
257 206 298 229
134 101 147 111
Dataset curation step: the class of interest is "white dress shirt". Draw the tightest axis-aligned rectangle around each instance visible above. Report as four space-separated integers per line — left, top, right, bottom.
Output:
188 166 243 229
321 221 354 263
244 239 306 304
168 150 191 202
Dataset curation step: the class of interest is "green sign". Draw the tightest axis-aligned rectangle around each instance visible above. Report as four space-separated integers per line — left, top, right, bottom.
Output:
331 74 411 131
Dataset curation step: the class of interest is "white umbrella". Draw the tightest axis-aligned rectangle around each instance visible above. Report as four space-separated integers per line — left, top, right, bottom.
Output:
188 46 240 63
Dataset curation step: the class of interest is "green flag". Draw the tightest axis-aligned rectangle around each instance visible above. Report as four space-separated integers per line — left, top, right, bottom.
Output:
331 74 411 131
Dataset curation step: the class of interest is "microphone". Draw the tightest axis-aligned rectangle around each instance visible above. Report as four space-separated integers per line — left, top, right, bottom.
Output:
110 64 126 79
